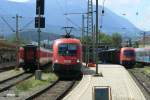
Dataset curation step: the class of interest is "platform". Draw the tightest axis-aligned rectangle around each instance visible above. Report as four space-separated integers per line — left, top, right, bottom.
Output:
63 64 146 100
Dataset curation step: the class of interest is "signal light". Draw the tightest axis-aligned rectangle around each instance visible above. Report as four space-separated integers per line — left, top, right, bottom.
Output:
35 17 45 28
102 10 104 14
36 0 45 15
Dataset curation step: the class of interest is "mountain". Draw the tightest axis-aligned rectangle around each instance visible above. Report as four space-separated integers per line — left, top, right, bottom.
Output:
7 30 61 42
0 0 142 39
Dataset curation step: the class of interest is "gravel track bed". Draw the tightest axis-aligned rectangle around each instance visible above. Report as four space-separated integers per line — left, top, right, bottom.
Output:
0 62 16 72
0 70 24 82
0 73 32 94
32 80 76 100
0 80 58 100
128 69 150 100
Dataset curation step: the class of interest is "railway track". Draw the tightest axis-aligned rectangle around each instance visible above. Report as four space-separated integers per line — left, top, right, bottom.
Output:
0 73 33 93
0 62 16 73
26 79 76 100
128 69 150 99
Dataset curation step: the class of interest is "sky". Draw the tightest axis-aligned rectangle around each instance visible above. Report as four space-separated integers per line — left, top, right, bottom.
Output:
94 0 150 31
6 0 150 31
7 0 31 2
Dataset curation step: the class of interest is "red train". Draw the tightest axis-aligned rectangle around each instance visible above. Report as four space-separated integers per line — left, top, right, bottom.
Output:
135 48 150 65
19 44 52 72
120 47 135 66
52 38 82 76
99 47 135 67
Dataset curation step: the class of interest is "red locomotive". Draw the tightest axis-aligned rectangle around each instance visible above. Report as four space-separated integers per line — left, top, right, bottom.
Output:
120 47 135 66
52 37 82 76
99 47 135 67
19 44 53 72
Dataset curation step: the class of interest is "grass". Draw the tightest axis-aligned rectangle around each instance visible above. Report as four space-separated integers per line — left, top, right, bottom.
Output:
133 63 144 68
133 64 150 75
14 73 57 92
142 67 150 75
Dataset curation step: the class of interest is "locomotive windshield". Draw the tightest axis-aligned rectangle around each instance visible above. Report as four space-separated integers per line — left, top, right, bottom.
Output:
58 44 77 56
124 50 135 57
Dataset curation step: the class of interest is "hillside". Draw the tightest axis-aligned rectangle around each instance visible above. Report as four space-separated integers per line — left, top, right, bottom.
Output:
0 0 141 38
7 30 61 43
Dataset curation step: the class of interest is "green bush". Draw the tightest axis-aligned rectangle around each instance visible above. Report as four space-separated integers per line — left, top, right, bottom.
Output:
134 63 144 68
15 73 57 92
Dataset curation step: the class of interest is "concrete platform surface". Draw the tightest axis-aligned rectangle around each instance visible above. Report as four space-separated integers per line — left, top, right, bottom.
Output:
63 64 146 100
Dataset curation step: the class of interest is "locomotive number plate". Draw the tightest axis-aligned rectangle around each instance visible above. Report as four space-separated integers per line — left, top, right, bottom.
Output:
64 60 71 63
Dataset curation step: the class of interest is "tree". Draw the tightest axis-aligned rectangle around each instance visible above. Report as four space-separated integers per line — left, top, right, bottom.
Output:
111 33 122 48
99 33 112 44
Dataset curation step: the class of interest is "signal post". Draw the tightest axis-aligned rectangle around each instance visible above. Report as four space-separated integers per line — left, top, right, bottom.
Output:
35 0 45 80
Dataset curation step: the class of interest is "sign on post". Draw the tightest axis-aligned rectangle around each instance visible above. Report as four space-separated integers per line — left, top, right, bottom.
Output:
93 86 112 100
35 17 45 28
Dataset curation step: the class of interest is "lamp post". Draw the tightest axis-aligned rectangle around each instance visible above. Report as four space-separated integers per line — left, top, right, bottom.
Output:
95 0 99 75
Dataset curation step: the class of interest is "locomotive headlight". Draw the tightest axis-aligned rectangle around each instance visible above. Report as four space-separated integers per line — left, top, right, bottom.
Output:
77 59 80 63
55 60 58 63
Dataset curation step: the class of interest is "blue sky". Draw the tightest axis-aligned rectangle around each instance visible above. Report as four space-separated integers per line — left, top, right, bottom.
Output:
7 0 150 31
95 0 150 31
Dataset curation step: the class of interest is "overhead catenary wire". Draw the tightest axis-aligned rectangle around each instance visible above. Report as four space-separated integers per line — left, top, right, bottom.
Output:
65 0 69 27
66 17 81 30
55 0 65 14
20 18 34 31
0 17 15 32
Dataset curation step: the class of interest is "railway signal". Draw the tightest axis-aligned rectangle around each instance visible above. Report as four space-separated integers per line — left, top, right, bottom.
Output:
35 0 45 80
35 17 45 28
36 0 45 15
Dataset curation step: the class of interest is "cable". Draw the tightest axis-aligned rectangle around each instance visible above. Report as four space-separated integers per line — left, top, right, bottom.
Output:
66 17 82 30
0 17 15 32
20 18 34 31
55 0 65 14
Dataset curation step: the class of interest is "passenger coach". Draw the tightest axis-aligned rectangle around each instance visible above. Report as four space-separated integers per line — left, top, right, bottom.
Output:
19 44 52 72
135 48 150 65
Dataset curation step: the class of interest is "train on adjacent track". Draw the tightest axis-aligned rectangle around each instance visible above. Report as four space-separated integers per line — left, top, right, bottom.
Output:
19 44 53 72
98 47 150 67
135 48 150 65
99 47 135 67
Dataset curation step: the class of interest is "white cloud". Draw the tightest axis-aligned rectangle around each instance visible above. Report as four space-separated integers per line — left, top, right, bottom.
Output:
93 0 141 8
7 0 31 3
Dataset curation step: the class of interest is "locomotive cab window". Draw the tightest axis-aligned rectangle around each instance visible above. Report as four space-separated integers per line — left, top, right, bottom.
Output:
124 50 135 57
58 44 77 56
